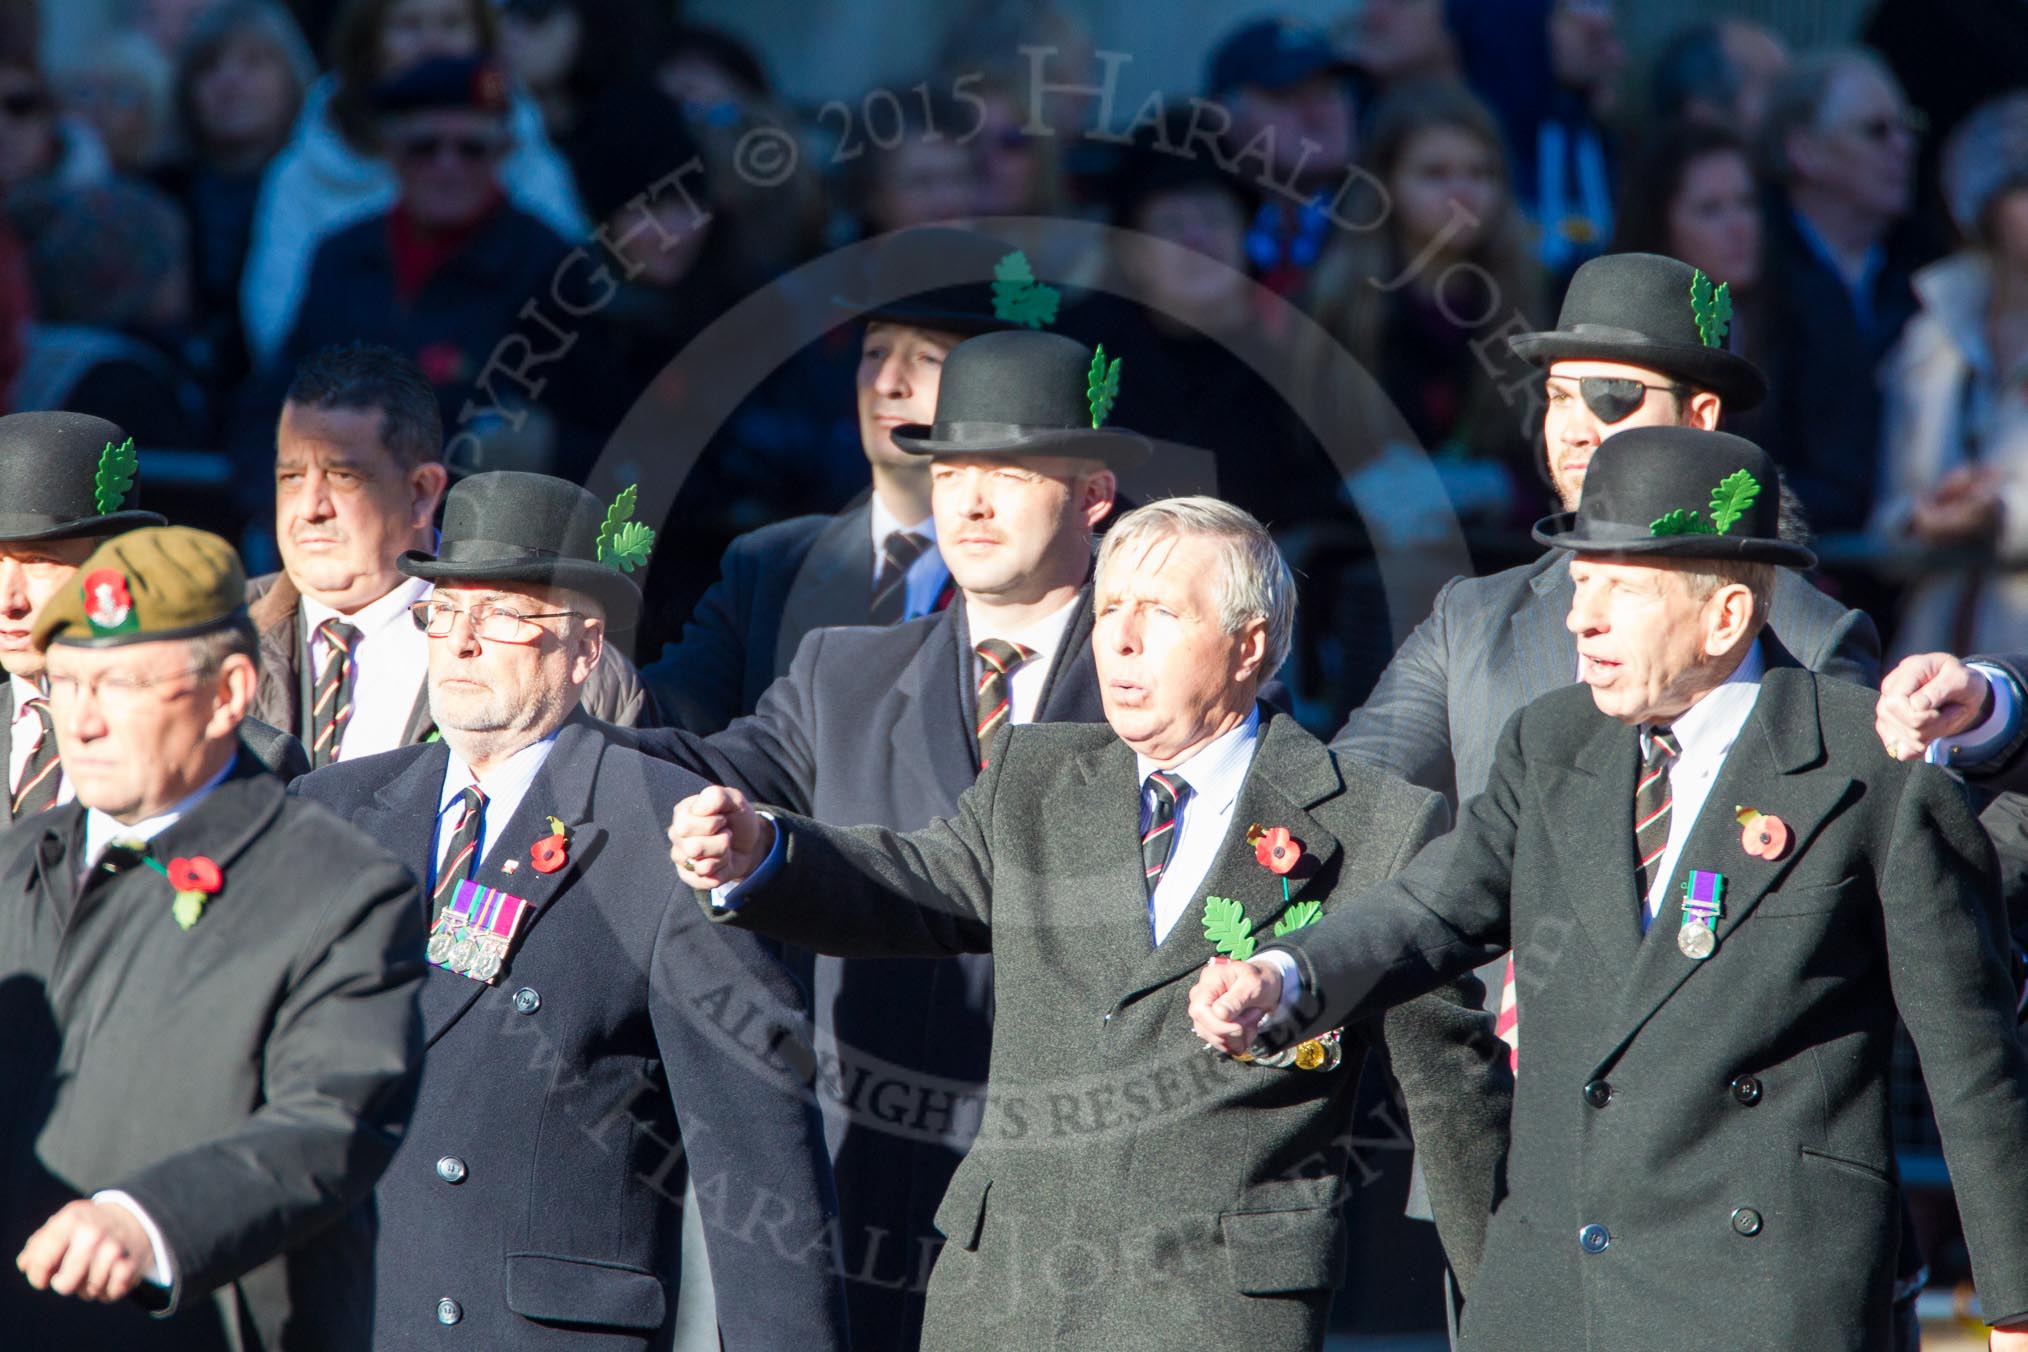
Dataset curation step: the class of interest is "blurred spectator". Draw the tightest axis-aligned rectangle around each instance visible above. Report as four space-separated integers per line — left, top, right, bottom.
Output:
656 19 769 119
1341 0 1458 95
0 218 31 407
1450 0 1623 286
138 0 225 62
842 91 978 237
1754 47 1927 536
0 57 111 194
936 0 1096 138
275 56 577 467
53 31 173 174
496 0 665 149
968 68 1064 219
1204 15 1356 299
1873 94 2028 656
1301 81 1546 534
6 179 206 446
157 0 317 428
1614 121 1760 292
1648 20 1790 137
239 0 585 368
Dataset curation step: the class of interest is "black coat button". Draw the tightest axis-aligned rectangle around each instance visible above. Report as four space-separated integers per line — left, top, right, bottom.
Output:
1578 1223 1610 1253
435 1156 467 1184
1583 1079 1612 1108
1731 1207 1763 1236
437 1298 462 1325
1730 1074 1762 1105
512 986 540 1014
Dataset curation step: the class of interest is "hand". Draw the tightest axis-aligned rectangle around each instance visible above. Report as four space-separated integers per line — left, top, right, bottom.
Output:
17 1199 155 1303
669 785 774 890
1877 652 1992 760
1187 956 1283 1055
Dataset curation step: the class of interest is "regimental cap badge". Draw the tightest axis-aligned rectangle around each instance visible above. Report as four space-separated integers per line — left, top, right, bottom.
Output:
81 568 137 636
990 250 1060 329
1689 268 1733 349
594 484 655 573
1650 468 1762 539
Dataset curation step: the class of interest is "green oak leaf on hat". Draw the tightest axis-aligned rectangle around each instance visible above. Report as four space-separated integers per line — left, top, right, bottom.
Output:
398 471 650 625
1530 425 1815 568
33 526 248 651
1506 251 1767 409
890 329 1151 467
0 411 165 542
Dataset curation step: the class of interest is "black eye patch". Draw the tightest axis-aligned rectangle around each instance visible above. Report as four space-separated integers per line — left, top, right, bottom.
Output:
1579 377 1650 423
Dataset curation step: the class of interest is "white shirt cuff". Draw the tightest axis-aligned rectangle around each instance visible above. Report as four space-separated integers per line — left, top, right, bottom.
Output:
708 811 782 910
1253 949 1305 1031
91 1190 173 1287
1928 662 2020 769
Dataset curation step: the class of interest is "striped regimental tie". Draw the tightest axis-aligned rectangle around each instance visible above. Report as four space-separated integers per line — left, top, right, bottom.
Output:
1633 727 1682 921
869 530 931 625
1141 770 1191 899
430 785 487 923
308 618 359 769
973 637 1035 769
11 697 58 818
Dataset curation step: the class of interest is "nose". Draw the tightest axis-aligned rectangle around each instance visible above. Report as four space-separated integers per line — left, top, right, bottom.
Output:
447 608 483 656
874 350 911 400
0 560 26 617
1566 591 1605 636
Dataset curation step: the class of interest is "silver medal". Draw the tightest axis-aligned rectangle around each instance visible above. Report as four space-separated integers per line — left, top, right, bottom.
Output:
1677 922 1715 960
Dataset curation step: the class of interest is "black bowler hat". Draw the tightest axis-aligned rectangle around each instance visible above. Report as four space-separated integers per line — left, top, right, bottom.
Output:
833 226 1031 334
890 330 1152 467
1532 426 1815 568
1506 252 1767 409
0 411 164 542
399 471 652 623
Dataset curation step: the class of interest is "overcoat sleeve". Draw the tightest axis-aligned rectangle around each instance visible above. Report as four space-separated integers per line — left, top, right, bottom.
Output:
1329 576 1462 804
640 537 760 735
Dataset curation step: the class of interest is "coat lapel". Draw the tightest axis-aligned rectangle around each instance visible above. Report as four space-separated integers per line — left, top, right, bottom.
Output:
1540 714 1646 984
421 717 607 1045
1597 664 1852 1068
775 502 874 669
1510 553 1580 702
1033 586 1104 726
890 605 987 810
1118 714 1344 1008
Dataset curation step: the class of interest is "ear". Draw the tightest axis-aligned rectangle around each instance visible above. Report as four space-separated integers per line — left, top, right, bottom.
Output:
1685 392 1723 430
569 616 604 687
1231 618 1270 685
1082 469 1118 530
410 461 450 531
1704 583 1757 657
209 653 258 742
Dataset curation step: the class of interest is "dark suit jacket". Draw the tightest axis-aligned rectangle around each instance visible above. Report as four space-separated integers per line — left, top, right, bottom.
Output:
624 594 1104 1350
697 711 1514 1352
1272 659 2028 1350
0 751 425 1351
294 717 848 1351
1332 550 1881 808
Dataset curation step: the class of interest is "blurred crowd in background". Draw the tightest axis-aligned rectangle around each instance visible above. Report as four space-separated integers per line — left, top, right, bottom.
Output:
0 0 2021 725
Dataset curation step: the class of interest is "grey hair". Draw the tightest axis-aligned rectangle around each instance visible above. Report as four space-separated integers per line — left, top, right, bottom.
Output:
183 616 260 672
1095 496 1295 676
1755 46 1902 184
1675 559 1777 643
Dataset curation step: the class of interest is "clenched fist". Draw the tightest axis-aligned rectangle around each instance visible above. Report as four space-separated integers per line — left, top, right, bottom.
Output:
1187 956 1284 1055
669 784 775 891
17 1198 156 1303
1876 652 1992 761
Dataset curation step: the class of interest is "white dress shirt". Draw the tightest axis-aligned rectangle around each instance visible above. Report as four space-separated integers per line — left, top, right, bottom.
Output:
1639 642 1765 924
868 496 947 620
8 673 71 809
82 751 239 1288
1137 706 1261 945
300 576 433 762
971 596 1082 729
433 733 559 881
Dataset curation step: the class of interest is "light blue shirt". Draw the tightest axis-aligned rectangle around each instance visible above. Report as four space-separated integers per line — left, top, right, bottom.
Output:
868 496 948 621
433 733 559 886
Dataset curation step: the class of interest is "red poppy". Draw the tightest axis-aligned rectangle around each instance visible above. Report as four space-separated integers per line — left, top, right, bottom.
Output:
530 834 568 874
1255 826 1301 876
167 855 222 894
1740 813 1790 861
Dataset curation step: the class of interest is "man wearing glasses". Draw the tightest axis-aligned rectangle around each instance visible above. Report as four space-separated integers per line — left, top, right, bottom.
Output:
294 470 848 1350
0 526 425 1351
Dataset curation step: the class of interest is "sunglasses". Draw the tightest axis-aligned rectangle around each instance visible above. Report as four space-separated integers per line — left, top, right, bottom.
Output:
1548 376 1686 424
397 133 501 163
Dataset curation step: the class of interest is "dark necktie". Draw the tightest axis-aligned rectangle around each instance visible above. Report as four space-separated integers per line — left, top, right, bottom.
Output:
309 618 359 769
1142 770 1191 898
1633 727 1682 919
974 638 1036 768
869 530 930 625
430 785 487 921
11 697 58 818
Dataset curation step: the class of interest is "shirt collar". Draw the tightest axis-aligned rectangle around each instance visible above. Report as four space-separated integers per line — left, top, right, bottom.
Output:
84 751 239 861
868 494 935 548
1135 704 1262 814
439 730 559 814
1645 641 1765 757
974 595 1081 671
10 672 41 716
301 575 433 639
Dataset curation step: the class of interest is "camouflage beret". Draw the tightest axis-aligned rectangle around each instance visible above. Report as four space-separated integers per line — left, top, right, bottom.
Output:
33 526 249 651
